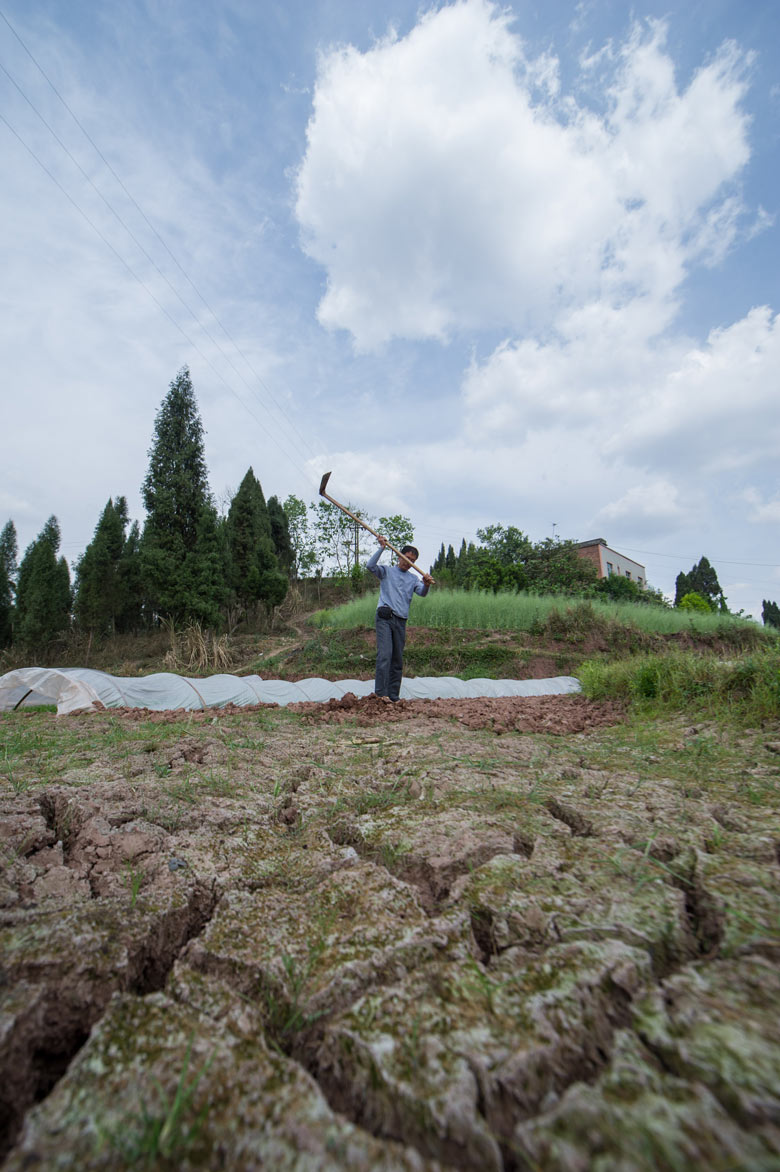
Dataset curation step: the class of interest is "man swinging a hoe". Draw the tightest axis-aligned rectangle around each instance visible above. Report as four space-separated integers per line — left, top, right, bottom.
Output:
366 536 434 702
318 473 435 703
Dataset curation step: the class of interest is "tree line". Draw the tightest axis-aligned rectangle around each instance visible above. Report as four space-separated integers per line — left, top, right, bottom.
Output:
431 532 778 624
430 525 668 605
0 368 425 653
2 368 776 652
0 369 294 652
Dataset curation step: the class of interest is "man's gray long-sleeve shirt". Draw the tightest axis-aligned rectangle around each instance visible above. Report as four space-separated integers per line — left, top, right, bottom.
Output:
366 546 429 619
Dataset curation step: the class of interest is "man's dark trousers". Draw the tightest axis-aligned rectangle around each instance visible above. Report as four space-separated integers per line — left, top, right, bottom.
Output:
375 612 407 700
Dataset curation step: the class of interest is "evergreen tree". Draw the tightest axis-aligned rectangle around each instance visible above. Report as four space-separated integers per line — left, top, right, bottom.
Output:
674 571 690 606
73 498 127 638
0 520 18 592
762 600 780 629
140 367 220 623
0 561 11 648
431 543 460 587
675 557 724 609
226 469 287 618
0 520 18 647
15 517 71 647
117 520 144 632
267 495 294 576
456 541 478 587
189 506 230 627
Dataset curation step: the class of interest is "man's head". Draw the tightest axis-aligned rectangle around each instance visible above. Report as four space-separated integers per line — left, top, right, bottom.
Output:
398 544 419 572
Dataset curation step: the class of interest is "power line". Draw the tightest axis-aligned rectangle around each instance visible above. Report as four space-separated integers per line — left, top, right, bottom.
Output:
618 546 780 570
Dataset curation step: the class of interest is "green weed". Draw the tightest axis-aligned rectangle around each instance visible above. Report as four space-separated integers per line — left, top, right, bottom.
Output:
106 1038 211 1167
348 785 411 815
378 839 410 871
194 769 234 797
4 768 31 793
261 914 333 1044
166 777 198 805
124 864 144 909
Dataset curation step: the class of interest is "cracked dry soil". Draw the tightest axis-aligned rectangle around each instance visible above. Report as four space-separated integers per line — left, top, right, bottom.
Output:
1 695 780 1170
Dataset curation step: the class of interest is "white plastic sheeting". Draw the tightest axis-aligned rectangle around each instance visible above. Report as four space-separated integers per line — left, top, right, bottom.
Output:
0 666 581 716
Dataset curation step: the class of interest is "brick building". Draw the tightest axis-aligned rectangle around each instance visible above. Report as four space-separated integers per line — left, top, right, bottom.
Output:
576 539 646 586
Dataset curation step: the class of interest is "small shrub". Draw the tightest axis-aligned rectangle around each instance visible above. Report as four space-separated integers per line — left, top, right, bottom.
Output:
678 592 714 612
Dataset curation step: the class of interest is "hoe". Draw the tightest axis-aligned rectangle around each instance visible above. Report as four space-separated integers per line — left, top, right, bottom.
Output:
319 471 433 581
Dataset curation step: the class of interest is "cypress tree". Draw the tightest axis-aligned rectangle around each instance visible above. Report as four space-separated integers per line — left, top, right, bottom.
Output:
188 506 229 628
0 561 12 648
267 495 294 576
140 367 219 624
676 557 724 609
674 571 691 607
116 521 144 633
226 469 287 618
73 498 127 638
762 600 780 629
15 517 71 648
0 520 18 647
0 520 17 590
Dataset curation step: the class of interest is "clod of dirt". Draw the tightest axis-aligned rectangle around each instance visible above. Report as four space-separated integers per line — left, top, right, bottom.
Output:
296 693 625 732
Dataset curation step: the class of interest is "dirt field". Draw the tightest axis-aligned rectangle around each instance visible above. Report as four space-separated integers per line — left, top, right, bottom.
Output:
1 696 779 1169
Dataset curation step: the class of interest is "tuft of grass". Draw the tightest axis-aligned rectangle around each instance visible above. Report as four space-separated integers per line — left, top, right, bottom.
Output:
105 1038 211 1167
166 776 199 805
580 648 780 721
124 863 144 908
378 839 411 871
163 621 234 674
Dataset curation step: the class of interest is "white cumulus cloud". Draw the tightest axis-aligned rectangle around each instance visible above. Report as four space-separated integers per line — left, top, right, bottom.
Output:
296 1 753 350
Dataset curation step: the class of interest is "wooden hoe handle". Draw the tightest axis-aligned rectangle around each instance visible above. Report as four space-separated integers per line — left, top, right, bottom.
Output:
318 472 433 581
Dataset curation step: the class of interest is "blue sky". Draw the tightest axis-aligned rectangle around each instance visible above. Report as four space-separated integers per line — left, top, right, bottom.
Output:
1 0 778 616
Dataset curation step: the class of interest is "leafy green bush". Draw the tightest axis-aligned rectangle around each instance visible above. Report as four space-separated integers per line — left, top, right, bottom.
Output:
678 591 714 612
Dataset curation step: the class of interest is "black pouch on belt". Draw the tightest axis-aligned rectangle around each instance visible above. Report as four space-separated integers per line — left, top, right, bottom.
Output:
376 605 393 620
